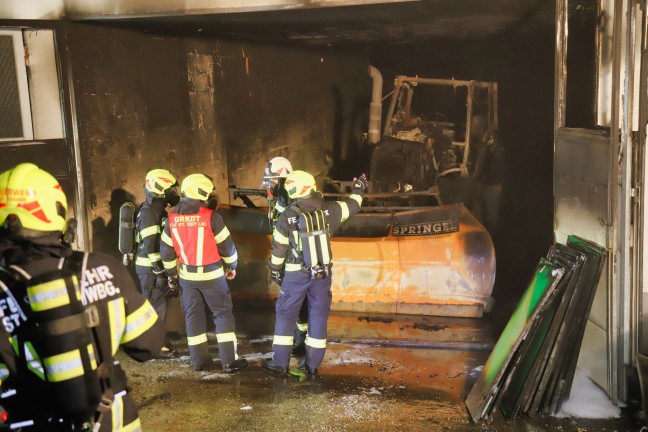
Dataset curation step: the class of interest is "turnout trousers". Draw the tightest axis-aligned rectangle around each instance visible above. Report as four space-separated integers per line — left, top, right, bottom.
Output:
136 272 167 323
98 391 141 432
272 270 332 369
180 276 238 367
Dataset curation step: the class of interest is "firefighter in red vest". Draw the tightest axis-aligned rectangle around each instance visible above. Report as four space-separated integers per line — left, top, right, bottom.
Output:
160 173 248 373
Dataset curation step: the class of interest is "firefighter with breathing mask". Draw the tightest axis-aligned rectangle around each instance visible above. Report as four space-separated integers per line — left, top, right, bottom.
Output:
135 168 180 359
263 156 293 229
263 170 367 375
263 157 308 356
0 162 165 431
160 173 248 373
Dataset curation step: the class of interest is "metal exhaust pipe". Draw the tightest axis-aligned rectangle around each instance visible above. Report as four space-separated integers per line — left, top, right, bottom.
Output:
368 65 383 145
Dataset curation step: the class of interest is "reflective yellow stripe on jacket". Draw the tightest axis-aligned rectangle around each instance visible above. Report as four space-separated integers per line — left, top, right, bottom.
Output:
121 301 158 344
139 225 161 239
214 226 231 244
27 276 79 311
43 349 84 382
179 265 224 281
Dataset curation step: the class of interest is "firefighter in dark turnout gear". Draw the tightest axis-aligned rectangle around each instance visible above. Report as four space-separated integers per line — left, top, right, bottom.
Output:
160 174 248 373
263 170 366 375
262 157 307 356
263 157 293 230
0 163 165 431
135 169 180 359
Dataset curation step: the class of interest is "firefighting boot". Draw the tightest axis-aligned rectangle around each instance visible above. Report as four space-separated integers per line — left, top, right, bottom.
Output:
156 339 179 360
263 360 289 374
222 358 249 373
292 326 307 357
289 364 318 381
193 358 215 372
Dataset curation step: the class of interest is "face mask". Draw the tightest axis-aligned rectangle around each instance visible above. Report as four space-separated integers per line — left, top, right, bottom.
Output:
165 187 180 207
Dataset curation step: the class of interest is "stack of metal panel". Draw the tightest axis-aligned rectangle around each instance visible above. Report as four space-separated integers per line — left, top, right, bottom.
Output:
465 235 606 422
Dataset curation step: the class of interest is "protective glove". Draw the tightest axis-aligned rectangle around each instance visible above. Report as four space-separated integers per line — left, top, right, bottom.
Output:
352 174 368 193
270 270 283 285
154 273 168 290
167 275 181 296
152 264 165 276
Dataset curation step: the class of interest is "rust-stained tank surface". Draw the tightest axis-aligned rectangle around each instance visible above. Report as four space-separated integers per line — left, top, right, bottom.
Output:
221 202 495 318
124 311 638 432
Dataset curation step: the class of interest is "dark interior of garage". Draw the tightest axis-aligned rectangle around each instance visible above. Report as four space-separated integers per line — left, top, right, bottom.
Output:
77 0 557 314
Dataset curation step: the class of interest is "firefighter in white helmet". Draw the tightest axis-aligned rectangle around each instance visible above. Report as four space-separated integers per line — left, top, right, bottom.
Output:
262 156 293 229
262 157 310 356
264 170 367 375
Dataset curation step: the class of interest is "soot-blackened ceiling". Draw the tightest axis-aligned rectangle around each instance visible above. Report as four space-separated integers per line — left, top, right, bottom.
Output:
76 0 554 46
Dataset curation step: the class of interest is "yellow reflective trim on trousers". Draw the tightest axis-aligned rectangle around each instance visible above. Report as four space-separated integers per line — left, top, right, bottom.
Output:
112 391 124 431
197 226 205 266
305 336 327 349
108 298 126 356
273 335 294 346
216 332 237 343
179 266 225 281
271 254 285 266
285 263 302 271
163 258 178 270
139 225 160 239
27 279 70 311
188 333 208 346
43 349 83 382
273 230 289 245
337 201 350 221
161 231 173 247
349 194 362 206
296 323 308 332
214 226 231 244
123 417 142 432
222 252 238 264
135 256 152 267
171 227 190 263
121 301 158 344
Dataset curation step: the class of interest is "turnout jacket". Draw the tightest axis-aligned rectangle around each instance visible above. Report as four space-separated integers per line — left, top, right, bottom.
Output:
135 198 167 274
268 186 291 231
0 235 164 429
269 189 363 273
160 198 238 287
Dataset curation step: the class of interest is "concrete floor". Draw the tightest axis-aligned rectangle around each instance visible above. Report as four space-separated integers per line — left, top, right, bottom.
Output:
121 310 643 432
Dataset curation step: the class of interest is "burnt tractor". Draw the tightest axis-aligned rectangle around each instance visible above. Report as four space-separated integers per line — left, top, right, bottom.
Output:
223 69 499 318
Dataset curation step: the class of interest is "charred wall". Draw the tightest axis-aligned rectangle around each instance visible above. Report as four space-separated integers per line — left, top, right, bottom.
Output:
66 23 370 255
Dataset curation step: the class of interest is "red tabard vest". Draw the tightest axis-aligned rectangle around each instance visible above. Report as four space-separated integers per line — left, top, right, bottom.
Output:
167 206 221 266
